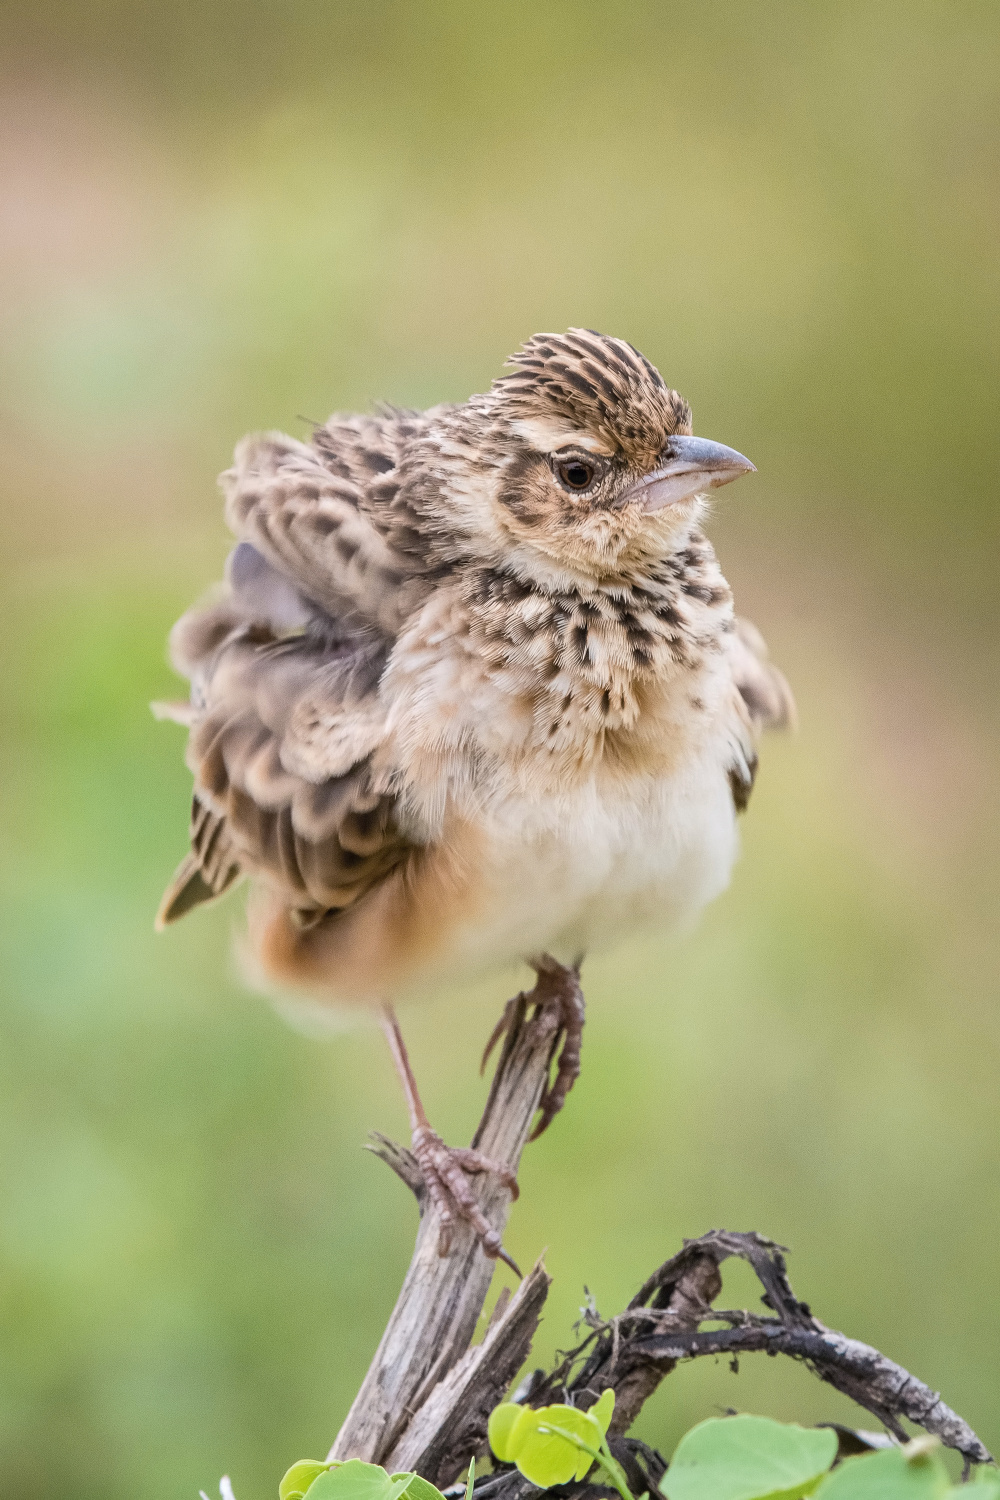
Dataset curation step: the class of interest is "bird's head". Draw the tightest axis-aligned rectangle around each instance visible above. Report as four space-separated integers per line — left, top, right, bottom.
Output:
438 329 754 584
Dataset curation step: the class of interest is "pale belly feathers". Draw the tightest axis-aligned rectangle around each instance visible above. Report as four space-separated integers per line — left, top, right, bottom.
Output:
437 747 740 976
384 645 745 986
278 598 751 1006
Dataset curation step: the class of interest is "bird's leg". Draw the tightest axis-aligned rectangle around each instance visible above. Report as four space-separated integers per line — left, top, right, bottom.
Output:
379 1006 521 1274
530 956 586 1139
481 955 586 1141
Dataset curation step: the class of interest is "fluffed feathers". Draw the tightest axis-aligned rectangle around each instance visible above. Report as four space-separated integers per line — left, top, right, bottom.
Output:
157 330 794 1002
731 617 796 734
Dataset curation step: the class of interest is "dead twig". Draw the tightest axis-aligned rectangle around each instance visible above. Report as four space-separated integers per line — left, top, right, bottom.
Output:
330 1019 993 1490
329 977 568 1477
488 1229 992 1499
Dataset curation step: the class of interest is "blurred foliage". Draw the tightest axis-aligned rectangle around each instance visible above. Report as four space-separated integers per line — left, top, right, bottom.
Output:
662 1415 838 1500
0 3 998 1500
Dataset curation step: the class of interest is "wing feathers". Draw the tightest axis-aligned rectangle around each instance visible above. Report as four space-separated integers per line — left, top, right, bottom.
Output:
160 592 410 922
156 800 243 928
724 617 795 816
731 617 797 733
220 430 428 636
226 541 312 631
156 857 221 928
162 409 436 927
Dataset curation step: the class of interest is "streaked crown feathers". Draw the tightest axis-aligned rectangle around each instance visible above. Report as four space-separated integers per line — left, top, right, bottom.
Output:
493 328 692 463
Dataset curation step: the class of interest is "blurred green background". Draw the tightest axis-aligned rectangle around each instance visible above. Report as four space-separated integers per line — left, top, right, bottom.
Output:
1 3 998 1497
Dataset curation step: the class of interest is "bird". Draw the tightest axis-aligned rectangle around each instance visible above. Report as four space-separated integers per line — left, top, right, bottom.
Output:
155 329 794 1272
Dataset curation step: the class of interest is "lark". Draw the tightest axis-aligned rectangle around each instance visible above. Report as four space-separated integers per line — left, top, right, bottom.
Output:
156 330 793 1270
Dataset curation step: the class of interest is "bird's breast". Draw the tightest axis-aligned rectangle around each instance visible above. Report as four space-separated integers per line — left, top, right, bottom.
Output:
417 741 742 980
371 570 744 983
381 660 742 980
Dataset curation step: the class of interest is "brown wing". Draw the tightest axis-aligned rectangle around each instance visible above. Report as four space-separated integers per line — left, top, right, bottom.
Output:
726 617 795 813
156 800 242 928
730 617 796 734
158 405 439 929
219 412 438 639
158 589 413 926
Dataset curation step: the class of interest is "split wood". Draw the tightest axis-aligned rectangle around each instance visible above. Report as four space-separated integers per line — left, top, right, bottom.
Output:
329 977 993 1490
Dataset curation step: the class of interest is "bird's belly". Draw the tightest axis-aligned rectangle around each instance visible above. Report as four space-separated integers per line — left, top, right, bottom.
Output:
253 723 742 1009
444 758 739 974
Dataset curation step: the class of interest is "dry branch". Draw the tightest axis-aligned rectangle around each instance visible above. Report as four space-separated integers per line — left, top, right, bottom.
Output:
329 985 992 1489
482 1229 992 1500
386 1259 550 1484
329 978 567 1471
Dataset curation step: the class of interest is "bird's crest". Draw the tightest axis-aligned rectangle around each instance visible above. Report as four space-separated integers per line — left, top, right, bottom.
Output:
493 328 692 463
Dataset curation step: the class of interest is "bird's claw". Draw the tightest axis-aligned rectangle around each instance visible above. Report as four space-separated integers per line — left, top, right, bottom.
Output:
409 1125 521 1276
528 956 585 1140
480 995 519 1076
481 956 586 1141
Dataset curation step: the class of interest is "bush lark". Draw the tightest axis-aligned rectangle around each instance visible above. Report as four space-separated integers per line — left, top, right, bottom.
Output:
156 330 793 1269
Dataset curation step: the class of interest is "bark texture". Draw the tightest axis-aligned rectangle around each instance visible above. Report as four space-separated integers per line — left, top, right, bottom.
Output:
329 983 566 1470
329 990 993 1488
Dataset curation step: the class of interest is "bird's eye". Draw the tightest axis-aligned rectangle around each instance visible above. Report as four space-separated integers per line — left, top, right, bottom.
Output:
554 457 596 493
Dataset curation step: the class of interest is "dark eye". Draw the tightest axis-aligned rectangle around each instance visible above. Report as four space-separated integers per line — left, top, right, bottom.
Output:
555 457 596 492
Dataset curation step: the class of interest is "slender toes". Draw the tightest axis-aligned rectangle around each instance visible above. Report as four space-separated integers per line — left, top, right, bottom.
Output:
494 1244 523 1277
449 1147 521 1200
409 1127 519 1270
529 1096 559 1142
528 958 587 1141
480 995 518 1075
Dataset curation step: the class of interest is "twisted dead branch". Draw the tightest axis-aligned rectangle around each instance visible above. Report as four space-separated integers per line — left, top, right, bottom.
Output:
329 975 993 1490
525 1231 990 1467
329 977 567 1471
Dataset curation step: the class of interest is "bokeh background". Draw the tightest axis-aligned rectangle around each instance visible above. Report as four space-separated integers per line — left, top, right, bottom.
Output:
2 3 998 1497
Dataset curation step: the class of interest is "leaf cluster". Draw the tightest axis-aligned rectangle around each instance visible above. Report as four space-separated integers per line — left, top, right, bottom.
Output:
278 1457 471 1500
488 1389 618 1492
662 1417 1000 1500
268 1403 1000 1500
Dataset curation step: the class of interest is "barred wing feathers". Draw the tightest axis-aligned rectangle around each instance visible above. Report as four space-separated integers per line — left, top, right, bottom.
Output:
726 617 796 813
158 412 445 927
220 414 435 639
158 617 412 925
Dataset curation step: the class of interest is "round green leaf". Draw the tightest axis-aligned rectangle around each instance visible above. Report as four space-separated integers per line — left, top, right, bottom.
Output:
488 1403 524 1463
391 1473 447 1500
281 1462 334 1500
815 1446 951 1500
591 1389 615 1435
663 1416 839 1500
508 1404 604 1487
304 1460 405 1500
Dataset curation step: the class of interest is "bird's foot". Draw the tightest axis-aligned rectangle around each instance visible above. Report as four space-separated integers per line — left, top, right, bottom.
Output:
481 955 585 1141
410 1125 521 1275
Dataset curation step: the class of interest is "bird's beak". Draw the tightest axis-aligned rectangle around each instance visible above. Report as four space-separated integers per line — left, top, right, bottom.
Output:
625 435 756 512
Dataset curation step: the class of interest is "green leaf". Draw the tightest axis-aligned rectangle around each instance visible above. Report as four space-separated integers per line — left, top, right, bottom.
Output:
506 1403 605 1487
488 1403 524 1463
303 1460 413 1500
591 1389 615 1434
663 1416 839 1500
814 1444 951 1500
281 1462 335 1500
390 1474 446 1500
